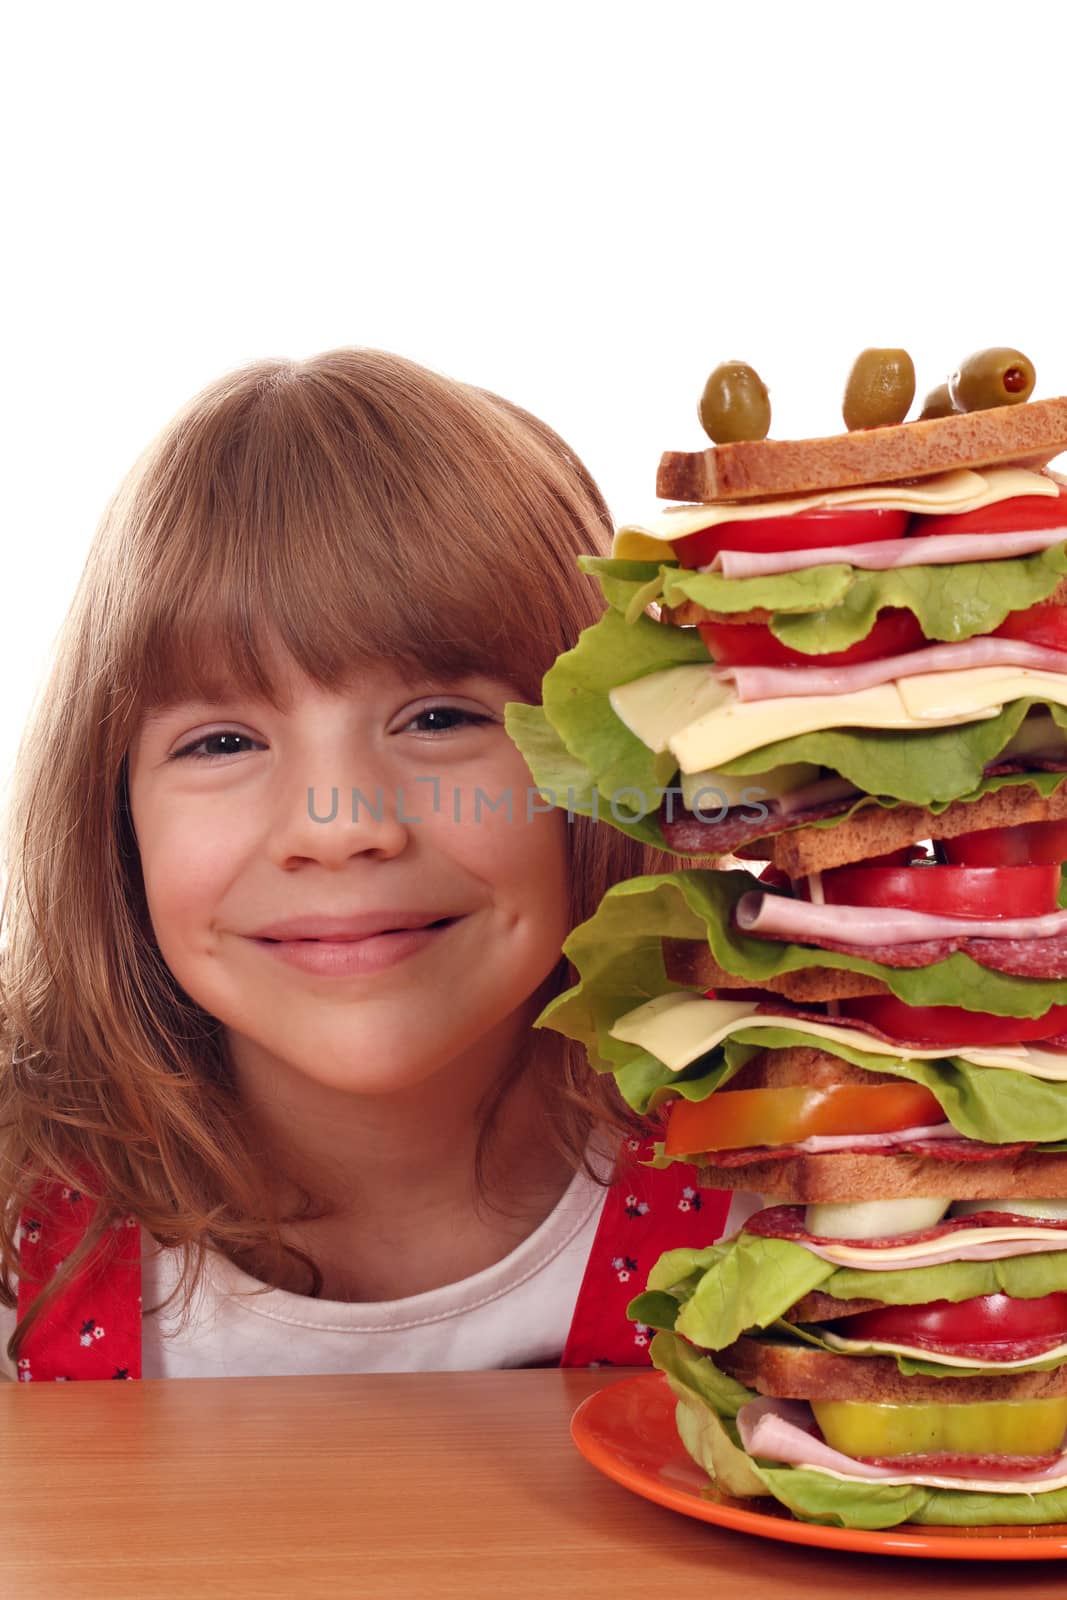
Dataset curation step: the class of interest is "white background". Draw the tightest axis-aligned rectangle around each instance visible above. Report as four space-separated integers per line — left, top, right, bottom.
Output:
4 0 1067 807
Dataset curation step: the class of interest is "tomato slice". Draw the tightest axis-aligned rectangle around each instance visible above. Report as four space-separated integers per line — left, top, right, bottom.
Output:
663 1082 942 1156
839 994 1067 1047
697 607 927 669
942 820 1067 868
831 1293 1067 1356
673 506 909 569
993 600 1067 653
911 487 1067 539
816 861 1061 918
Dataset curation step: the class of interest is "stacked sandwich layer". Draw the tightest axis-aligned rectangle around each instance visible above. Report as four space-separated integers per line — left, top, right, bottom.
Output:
506 390 1067 1528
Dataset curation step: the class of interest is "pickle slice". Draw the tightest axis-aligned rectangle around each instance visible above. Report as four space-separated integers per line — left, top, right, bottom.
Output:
811 1396 1067 1458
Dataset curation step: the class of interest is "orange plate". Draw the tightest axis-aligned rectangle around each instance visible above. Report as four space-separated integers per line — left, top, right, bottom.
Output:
570 1371 1067 1561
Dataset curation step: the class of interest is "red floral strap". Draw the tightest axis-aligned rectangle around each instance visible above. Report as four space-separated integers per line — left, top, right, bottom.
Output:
12 1144 730 1379
561 1136 730 1368
15 1173 142 1381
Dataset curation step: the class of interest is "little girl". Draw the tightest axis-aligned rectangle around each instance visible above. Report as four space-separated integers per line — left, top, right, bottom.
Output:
0 348 738 1382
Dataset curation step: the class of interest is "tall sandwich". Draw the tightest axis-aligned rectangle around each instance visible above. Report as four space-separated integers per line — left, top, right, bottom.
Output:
507 347 1067 1527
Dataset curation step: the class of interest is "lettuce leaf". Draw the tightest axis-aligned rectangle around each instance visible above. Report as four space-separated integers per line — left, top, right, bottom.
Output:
501 702 666 848
580 541 1067 653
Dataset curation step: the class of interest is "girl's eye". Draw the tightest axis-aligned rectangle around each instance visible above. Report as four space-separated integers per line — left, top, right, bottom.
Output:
403 706 495 735
170 731 261 762
169 707 493 761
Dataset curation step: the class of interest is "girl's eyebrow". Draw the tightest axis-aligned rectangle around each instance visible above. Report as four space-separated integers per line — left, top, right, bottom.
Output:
138 691 260 736
138 674 509 734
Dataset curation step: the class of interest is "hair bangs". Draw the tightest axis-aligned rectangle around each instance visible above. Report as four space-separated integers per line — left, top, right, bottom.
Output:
118 352 603 725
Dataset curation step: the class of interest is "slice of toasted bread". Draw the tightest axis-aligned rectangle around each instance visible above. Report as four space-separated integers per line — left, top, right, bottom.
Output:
787 1290 886 1322
727 1045 898 1092
690 1149 1067 1201
662 935 888 1001
763 778 1067 878
657 397 1067 503
716 1336 1067 1403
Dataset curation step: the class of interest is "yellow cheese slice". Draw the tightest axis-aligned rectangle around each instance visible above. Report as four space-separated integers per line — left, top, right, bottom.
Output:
608 991 1067 1080
609 664 1067 774
612 466 1059 561
900 667 1067 721
605 666 731 754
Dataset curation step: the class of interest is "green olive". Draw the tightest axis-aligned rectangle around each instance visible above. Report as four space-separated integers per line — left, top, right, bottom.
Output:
917 383 957 421
842 349 916 431
698 361 771 444
949 347 1036 412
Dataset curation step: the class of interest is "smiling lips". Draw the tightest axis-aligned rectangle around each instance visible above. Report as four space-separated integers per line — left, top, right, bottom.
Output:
250 917 460 977
251 911 459 941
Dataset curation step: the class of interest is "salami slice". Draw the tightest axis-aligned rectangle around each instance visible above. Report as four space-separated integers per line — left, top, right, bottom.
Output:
893 1138 1033 1161
659 796 851 855
740 924 1067 979
706 1139 1033 1167
854 1451 1063 1476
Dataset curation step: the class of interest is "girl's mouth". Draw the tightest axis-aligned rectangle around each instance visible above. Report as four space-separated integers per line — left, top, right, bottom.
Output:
252 919 460 976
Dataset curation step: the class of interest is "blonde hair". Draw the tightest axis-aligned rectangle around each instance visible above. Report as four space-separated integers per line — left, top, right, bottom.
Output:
0 348 677 1362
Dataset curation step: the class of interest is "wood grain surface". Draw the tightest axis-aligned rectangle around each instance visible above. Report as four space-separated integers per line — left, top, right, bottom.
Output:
1 1368 1065 1598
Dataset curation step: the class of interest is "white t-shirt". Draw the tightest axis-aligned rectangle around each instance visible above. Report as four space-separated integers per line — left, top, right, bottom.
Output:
0 1163 761 1381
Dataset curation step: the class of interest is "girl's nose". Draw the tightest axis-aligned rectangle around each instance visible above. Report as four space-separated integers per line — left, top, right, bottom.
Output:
265 778 416 865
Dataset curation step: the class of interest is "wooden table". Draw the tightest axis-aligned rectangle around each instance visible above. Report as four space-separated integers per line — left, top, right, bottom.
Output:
1 1368 1065 1598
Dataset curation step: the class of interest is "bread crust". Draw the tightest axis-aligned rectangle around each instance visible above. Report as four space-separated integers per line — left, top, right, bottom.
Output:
717 1335 1067 1402
662 935 888 1001
657 398 1067 503
728 1045 898 1092
788 1291 886 1322
767 777 1067 878
691 1149 1067 1201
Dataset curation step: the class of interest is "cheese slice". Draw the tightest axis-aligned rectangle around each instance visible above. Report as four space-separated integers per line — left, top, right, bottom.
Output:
606 666 731 754
609 663 1067 773
608 991 1067 1080
808 1226 1067 1267
901 667 1067 721
820 1330 1067 1370
612 466 1059 561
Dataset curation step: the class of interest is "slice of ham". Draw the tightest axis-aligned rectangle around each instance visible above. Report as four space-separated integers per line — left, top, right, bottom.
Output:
736 1397 1067 1490
707 524 1067 580
718 637 1067 704
707 1121 958 1156
736 890 1067 946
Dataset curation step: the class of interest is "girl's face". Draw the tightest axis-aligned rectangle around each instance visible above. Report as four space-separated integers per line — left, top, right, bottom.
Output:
126 652 571 1101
